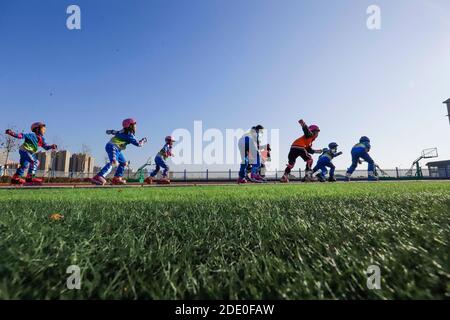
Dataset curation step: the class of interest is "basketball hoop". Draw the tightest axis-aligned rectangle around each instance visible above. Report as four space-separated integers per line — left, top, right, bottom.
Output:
405 148 438 177
421 148 438 159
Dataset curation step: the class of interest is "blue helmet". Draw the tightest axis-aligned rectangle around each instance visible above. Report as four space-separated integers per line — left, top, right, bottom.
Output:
328 142 338 149
360 136 370 143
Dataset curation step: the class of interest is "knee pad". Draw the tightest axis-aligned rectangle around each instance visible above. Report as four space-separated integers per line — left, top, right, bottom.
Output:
287 164 294 169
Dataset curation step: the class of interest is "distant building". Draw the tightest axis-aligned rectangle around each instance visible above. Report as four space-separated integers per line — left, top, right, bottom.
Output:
86 156 95 174
0 150 6 165
33 151 96 177
36 151 53 172
426 160 450 178
54 150 71 174
2 149 98 177
69 153 95 177
0 151 17 168
0 149 17 173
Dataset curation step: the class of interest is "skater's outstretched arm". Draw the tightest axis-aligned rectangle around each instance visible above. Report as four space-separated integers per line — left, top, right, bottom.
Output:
138 137 148 146
5 129 24 139
128 136 147 147
310 147 324 154
298 119 313 138
106 129 119 135
41 137 57 151
112 130 147 147
128 136 148 147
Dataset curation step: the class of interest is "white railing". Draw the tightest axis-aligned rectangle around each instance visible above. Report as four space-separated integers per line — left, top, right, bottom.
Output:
1 167 448 181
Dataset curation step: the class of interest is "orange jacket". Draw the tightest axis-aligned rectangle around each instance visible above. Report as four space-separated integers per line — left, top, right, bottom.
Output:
292 135 317 149
290 122 319 154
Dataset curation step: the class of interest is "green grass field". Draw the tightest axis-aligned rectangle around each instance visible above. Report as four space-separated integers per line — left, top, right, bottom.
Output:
0 182 449 299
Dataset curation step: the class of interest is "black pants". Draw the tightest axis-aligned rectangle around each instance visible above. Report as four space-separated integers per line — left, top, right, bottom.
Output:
284 147 313 175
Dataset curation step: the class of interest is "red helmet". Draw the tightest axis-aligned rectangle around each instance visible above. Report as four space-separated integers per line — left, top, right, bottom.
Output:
309 125 320 132
165 136 175 143
122 118 137 129
31 122 46 131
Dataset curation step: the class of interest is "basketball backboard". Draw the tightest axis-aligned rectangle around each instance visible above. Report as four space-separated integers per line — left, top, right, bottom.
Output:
421 148 438 159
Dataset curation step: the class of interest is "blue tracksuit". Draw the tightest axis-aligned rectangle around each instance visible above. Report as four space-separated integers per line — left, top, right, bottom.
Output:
346 142 375 175
17 150 40 177
313 149 342 178
98 130 142 178
150 144 172 178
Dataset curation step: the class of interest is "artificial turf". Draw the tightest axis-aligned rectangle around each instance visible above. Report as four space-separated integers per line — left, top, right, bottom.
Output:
0 181 448 299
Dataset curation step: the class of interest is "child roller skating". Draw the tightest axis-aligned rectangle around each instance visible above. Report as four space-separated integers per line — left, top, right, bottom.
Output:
237 125 266 184
91 119 147 186
280 119 323 183
345 136 378 181
145 136 175 185
312 142 342 182
5 122 57 185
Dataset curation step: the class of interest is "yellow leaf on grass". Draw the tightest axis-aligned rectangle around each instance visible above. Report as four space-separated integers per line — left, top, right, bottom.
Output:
49 213 64 221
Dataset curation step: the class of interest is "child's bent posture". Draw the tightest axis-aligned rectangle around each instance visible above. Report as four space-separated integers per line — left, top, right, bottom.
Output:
92 118 147 186
145 136 175 185
346 136 378 181
5 122 57 185
281 119 322 183
312 142 342 182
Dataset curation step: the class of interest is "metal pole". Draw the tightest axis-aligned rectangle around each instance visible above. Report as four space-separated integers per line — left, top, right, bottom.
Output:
206 169 209 182
396 167 399 179
184 169 187 182
229 169 231 181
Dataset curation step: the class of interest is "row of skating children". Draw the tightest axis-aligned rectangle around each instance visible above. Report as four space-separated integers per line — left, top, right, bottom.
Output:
236 119 378 183
4 118 378 185
279 119 378 183
4 119 174 186
90 118 175 186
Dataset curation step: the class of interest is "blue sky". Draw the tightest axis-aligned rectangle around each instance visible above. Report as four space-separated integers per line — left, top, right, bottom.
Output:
1 0 449 171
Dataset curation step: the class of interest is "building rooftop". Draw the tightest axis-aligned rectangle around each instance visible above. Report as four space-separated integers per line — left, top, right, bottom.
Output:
426 160 450 167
